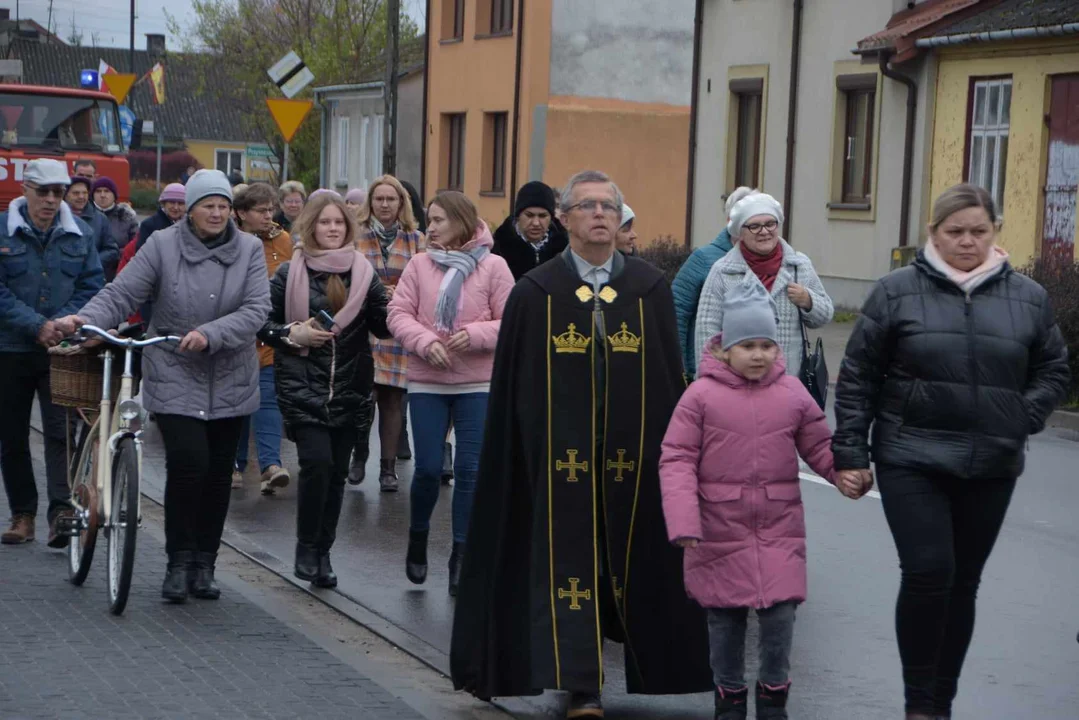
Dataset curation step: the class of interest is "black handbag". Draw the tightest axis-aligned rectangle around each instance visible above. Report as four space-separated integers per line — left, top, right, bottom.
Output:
795 267 829 409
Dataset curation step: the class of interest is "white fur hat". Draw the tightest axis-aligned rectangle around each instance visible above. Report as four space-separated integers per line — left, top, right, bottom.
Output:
727 192 784 238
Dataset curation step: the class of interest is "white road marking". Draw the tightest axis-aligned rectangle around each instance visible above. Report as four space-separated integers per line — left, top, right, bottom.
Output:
800 471 882 500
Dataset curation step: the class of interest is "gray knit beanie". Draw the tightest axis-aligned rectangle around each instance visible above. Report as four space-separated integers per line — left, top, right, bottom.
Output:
185 169 233 209
721 277 778 350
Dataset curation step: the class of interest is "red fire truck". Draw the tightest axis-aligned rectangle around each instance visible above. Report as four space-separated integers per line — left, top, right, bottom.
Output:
0 84 130 208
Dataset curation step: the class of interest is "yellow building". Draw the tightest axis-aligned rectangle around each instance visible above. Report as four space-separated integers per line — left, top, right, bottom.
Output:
922 2 1079 264
423 0 694 245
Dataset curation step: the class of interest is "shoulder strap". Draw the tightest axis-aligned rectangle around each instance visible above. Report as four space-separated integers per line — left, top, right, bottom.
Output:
794 265 810 356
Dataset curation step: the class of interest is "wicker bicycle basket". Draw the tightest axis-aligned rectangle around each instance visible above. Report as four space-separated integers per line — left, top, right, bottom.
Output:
49 350 123 409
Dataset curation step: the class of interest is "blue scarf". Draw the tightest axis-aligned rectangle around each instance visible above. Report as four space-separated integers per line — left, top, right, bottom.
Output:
426 244 490 333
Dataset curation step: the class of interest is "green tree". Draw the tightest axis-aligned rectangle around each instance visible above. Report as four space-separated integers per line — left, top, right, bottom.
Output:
171 0 419 189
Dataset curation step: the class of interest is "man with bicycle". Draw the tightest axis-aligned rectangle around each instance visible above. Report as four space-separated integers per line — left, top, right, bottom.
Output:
0 158 105 547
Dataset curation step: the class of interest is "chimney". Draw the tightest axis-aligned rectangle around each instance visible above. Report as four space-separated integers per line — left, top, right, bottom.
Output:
146 33 166 58
0 10 9 21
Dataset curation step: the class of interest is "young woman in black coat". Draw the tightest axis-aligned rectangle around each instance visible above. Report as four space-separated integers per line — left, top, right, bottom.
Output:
832 183 1069 720
259 193 391 588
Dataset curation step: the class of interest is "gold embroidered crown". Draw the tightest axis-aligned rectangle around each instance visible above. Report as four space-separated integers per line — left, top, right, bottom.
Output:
553 323 591 354
607 322 641 353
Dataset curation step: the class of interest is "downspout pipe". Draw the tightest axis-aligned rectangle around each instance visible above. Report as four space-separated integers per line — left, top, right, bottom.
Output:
684 0 704 250
781 0 803 241
419 0 432 200
509 0 526 211
878 51 916 248
915 22 1079 48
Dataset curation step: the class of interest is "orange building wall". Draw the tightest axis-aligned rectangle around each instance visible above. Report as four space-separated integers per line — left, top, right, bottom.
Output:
542 96 690 248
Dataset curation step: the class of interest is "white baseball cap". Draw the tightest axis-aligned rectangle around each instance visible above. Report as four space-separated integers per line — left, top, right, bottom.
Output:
24 159 72 187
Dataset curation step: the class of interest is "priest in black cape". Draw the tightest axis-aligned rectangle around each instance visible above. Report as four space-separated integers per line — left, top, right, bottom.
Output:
451 170 712 717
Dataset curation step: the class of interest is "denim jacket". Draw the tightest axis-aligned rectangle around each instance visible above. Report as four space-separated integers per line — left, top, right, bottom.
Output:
0 198 105 352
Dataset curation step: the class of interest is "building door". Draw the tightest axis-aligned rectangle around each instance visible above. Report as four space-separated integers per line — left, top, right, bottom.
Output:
1042 74 1079 261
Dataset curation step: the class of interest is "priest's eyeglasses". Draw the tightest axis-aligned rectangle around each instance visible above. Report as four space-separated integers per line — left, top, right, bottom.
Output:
744 220 779 235
566 200 621 215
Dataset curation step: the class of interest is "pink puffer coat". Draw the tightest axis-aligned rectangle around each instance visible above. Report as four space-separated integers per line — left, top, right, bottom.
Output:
659 337 836 609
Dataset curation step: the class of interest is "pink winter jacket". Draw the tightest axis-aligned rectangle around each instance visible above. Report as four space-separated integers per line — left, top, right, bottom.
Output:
387 223 515 387
659 337 836 610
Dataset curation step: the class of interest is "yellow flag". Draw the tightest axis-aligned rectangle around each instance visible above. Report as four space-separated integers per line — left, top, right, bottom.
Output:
150 62 166 105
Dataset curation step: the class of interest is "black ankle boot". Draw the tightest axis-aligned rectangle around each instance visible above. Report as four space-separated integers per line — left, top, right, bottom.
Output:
294 542 319 582
379 459 399 492
756 681 790 720
448 541 464 596
314 553 338 588
406 529 428 584
162 550 193 603
441 442 454 485
714 685 748 720
191 551 221 599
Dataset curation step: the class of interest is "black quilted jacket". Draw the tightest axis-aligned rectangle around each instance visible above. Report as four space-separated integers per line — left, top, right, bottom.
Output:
832 253 1069 480
259 262 390 430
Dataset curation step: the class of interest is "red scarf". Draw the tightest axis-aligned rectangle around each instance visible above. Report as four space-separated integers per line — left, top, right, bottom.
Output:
742 243 783 291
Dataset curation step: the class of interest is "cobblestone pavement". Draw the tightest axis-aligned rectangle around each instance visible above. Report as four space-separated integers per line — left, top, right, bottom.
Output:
0 444 441 720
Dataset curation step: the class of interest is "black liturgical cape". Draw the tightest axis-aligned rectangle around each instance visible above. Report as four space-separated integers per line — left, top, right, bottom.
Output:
450 248 712 698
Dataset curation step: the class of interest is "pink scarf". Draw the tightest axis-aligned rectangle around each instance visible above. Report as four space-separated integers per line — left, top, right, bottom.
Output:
924 241 1009 295
285 246 375 353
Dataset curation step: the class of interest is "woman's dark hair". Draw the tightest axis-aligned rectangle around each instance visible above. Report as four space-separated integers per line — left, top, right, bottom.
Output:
233 182 277 212
930 183 999 231
400 180 426 233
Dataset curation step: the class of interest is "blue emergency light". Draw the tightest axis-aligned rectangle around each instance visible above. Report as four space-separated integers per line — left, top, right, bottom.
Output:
80 69 99 89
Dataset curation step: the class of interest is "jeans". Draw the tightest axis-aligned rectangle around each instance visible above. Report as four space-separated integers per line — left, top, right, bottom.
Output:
0 352 72 523
156 414 244 555
407 392 487 543
877 464 1016 715
706 602 796 690
293 425 353 552
235 365 283 473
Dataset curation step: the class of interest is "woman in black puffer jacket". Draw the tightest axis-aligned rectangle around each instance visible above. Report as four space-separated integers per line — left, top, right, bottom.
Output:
259 192 390 589
832 184 1069 720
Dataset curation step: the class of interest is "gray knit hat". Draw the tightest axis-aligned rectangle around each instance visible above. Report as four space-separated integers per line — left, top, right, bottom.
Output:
721 277 778 350
185 169 233 209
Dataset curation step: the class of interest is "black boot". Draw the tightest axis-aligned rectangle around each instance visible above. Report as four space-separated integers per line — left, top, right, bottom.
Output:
755 681 790 720
347 448 366 486
406 529 428 585
397 409 412 460
441 442 454 485
161 550 193 603
191 551 221 599
714 685 748 720
314 553 338 588
448 541 464 596
294 542 319 582
379 459 399 492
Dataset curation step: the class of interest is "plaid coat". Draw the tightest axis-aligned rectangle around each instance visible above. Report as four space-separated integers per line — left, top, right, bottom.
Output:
694 239 833 378
357 224 426 388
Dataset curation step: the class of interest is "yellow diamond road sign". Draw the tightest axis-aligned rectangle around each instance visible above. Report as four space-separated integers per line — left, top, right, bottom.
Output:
266 98 313 143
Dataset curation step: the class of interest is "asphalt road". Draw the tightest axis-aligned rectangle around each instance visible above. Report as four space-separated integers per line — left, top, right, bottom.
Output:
133 407 1079 719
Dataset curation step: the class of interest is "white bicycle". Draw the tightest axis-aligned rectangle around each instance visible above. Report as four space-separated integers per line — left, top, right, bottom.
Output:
56 325 181 615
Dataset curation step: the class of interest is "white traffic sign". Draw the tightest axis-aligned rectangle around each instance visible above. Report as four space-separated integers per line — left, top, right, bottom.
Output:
267 51 314 99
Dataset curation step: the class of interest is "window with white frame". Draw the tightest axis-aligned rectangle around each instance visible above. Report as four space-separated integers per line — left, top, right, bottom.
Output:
967 77 1011 212
215 149 244 177
337 116 350 185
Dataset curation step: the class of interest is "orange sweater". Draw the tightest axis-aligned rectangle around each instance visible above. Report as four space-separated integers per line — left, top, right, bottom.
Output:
257 226 296 367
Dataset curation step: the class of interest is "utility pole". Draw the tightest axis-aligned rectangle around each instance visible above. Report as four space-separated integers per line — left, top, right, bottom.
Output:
46 0 53 35
383 0 399 175
129 0 135 74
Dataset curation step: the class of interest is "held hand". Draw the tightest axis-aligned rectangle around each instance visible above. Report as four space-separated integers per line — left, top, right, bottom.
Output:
674 538 699 549
290 319 334 348
445 330 471 353
427 341 451 370
787 282 812 310
179 330 209 352
53 315 85 337
81 328 119 350
837 469 873 499
384 284 396 299
37 320 65 348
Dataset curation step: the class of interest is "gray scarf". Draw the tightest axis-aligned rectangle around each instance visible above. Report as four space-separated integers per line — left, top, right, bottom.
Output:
369 216 400 256
427 244 490 333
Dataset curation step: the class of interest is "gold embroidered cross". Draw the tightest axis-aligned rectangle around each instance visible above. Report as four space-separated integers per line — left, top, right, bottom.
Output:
556 449 589 483
558 577 592 610
605 449 636 482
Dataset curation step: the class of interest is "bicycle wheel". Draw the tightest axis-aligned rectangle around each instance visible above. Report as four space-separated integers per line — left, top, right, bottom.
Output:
106 437 139 615
68 420 100 586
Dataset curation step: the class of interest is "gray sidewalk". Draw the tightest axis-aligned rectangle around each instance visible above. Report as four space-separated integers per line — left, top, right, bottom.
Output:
0 450 429 720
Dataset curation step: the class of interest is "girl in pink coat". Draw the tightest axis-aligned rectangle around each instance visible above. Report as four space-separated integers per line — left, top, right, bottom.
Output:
660 278 864 720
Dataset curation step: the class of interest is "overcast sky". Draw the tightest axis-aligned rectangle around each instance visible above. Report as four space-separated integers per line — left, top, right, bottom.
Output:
15 0 426 49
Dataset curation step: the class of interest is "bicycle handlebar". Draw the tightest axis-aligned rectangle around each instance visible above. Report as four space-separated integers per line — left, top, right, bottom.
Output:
76 325 184 348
